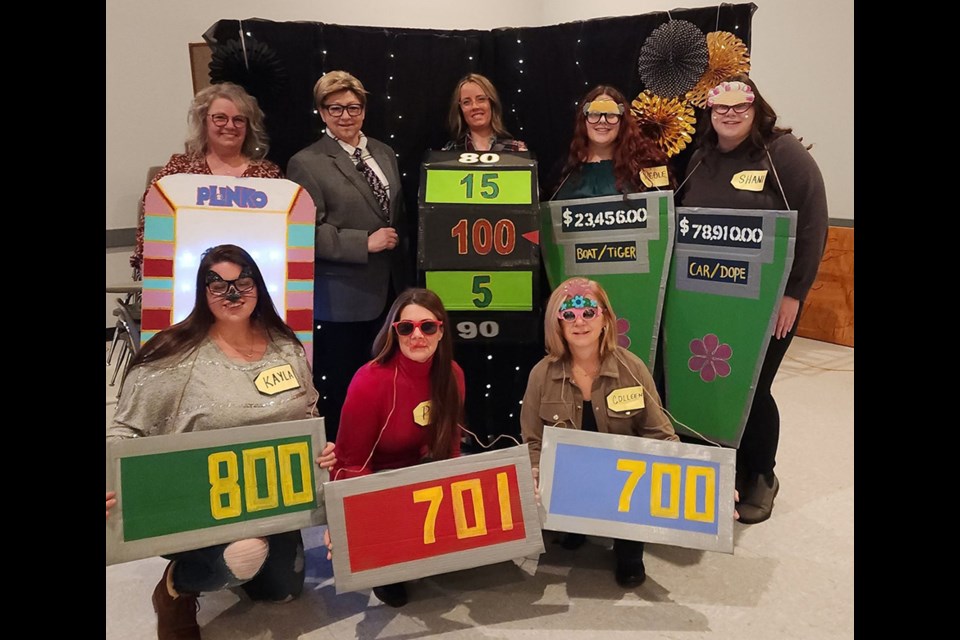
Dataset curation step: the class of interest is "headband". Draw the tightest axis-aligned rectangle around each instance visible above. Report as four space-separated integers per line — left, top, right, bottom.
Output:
558 279 600 311
705 81 755 107
583 99 625 116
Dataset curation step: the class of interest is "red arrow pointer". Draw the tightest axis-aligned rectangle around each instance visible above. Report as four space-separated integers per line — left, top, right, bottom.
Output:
522 230 540 245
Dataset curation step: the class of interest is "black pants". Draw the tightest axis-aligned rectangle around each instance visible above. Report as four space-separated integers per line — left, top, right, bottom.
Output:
613 539 645 564
736 304 802 476
313 315 386 443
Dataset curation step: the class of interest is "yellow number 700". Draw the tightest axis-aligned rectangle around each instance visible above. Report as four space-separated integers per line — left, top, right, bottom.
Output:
616 458 716 523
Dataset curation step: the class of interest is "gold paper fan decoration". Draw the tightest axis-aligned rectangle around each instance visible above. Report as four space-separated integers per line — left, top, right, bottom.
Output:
687 31 751 108
631 90 697 158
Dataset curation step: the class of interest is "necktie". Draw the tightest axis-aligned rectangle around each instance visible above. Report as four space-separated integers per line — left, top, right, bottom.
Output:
353 147 390 220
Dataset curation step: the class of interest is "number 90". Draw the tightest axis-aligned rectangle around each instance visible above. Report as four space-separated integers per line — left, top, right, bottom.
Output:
456 321 500 339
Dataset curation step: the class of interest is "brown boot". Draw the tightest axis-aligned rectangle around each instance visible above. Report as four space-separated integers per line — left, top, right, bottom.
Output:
152 562 201 640
737 472 779 525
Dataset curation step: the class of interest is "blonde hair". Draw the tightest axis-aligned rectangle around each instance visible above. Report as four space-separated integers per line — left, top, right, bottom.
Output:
447 73 512 142
185 82 269 159
543 277 619 362
313 70 369 110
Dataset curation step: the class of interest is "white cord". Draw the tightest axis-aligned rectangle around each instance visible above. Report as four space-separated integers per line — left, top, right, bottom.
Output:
332 365 399 480
609 350 725 448
460 424 522 450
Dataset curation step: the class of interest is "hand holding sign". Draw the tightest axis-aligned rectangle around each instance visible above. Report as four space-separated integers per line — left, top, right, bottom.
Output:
315 441 337 471
106 491 117 519
323 527 333 561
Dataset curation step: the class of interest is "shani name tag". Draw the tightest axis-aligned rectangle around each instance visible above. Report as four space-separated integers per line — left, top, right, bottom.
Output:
539 427 736 554
324 445 543 593
106 418 327 565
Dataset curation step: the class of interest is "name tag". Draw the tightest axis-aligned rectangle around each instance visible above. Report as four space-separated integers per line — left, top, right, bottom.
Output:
606 386 645 412
640 165 670 188
255 365 300 395
731 170 767 191
414 400 432 426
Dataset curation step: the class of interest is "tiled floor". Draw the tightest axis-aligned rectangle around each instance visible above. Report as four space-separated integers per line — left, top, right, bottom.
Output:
106 337 854 640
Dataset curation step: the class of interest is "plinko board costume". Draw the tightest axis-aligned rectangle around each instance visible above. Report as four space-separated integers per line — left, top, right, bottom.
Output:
141 174 317 362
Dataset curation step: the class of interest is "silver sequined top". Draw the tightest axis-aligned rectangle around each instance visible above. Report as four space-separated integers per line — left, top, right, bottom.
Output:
108 335 319 442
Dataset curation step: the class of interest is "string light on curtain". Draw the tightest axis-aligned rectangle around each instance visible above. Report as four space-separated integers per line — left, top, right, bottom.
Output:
314 47 329 125
573 25 588 101
386 34 398 142
513 33 525 132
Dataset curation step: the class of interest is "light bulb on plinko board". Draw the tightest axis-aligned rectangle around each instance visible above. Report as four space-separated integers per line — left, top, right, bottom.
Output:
171 208 287 324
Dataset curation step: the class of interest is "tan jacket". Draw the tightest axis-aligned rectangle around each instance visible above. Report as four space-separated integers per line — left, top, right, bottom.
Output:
520 346 678 468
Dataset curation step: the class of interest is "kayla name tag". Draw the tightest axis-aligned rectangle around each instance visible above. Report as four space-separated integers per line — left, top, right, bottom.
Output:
255 365 300 395
606 386 645 412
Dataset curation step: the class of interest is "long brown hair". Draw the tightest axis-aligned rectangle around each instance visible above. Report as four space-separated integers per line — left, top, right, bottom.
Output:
447 73 513 143
371 288 463 460
695 73 798 159
557 85 671 196
129 244 301 369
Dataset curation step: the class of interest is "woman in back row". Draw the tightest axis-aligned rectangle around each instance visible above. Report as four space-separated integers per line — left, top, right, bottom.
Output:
677 75 828 524
443 73 527 152
549 84 672 200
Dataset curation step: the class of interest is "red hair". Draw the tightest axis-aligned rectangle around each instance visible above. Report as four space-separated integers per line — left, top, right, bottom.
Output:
559 85 671 194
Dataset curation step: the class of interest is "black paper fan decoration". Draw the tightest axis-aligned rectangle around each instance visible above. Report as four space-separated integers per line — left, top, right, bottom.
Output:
208 36 288 106
637 20 708 98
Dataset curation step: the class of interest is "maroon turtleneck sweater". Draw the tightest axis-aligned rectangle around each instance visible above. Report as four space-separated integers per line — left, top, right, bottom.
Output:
331 351 465 480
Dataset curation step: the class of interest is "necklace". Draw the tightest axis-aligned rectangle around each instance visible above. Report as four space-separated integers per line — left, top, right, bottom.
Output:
572 362 600 378
207 153 248 177
213 328 259 359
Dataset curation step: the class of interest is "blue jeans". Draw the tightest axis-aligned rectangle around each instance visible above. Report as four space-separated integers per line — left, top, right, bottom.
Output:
164 530 304 601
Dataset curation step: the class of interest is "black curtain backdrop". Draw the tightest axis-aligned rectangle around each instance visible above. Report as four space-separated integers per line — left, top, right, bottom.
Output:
203 4 756 449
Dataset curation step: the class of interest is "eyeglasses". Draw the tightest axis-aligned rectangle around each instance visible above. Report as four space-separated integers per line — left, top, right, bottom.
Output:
206 276 256 296
712 102 753 115
585 112 622 125
557 307 603 323
460 95 490 109
393 319 443 336
323 103 364 117
209 113 249 127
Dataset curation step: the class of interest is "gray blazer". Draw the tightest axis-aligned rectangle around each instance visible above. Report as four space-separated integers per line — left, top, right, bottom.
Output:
287 135 410 322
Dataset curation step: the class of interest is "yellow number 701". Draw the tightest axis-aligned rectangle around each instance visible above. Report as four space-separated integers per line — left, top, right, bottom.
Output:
411 473 515 544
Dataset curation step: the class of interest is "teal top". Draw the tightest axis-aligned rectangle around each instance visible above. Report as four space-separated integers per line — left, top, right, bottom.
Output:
553 160 618 199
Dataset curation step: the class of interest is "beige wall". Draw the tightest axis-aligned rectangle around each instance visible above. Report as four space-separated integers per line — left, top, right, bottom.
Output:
106 0 854 326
